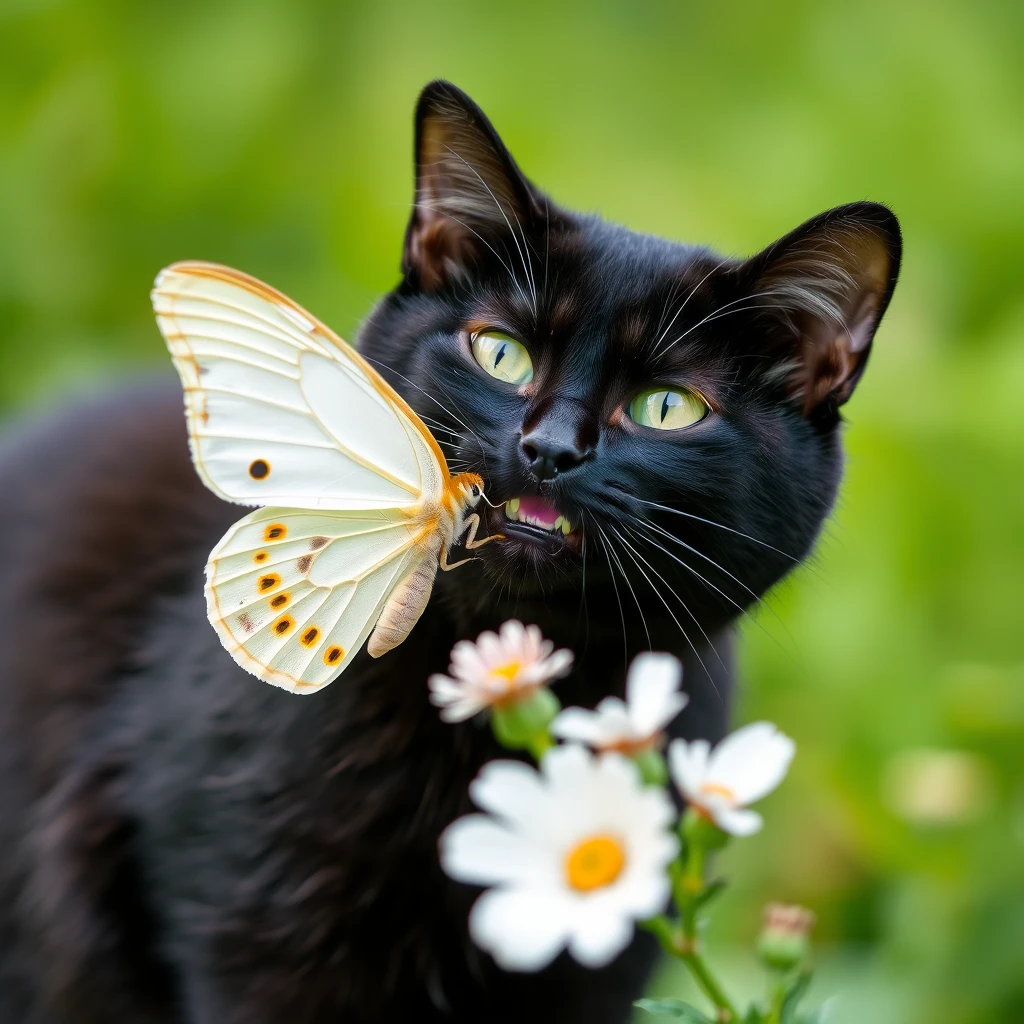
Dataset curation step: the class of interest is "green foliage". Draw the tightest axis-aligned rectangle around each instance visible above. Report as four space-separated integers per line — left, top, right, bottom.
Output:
780 974 812 1024
1 3 1022 1023
635 998 714 1022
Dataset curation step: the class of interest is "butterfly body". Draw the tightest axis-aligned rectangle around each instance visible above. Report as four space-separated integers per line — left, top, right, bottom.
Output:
152 261 491 693
367 473 492 657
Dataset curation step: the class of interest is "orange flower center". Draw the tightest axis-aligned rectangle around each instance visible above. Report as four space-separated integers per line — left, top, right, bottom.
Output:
698 781 737 804
565 835 626 892
604 733 660 756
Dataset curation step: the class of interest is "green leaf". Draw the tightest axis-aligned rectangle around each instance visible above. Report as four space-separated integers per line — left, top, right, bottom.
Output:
744 1007 768 1024
634 997 714 1021
797 1012 824 1024
780 972 813 1024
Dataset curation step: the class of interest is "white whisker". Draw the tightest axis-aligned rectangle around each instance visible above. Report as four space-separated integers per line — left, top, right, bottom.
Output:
608 523 724 699
595 522 651 652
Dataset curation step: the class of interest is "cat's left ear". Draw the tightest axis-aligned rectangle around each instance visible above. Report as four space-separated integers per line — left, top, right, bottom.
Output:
738 202 902 415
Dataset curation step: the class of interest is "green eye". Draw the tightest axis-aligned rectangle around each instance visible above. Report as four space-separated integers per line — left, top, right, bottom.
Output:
628 387 708 430
471 331 534 386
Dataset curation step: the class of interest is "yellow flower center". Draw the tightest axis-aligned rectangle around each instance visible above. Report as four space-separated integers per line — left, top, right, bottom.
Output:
490 661 522 686
698 781 736 805
565 834 626 892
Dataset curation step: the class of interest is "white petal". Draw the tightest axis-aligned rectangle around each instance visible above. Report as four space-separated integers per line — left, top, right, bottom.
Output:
626 652 686 735
566 902 634 967
438 698 486 722
542 742 594 795
449 642 488 681
550 707 606 744
708 722 795 804
593 696 634 736
440 817 550 886
501 619 528 649
712 805 763 836
593 749 643 790
635 691 689 738
668 737 710 799
428 675 466 704
475 630 506 667
611 871 671 921
533 649 574 683
520 622 544 660
469 886 573 972
630 786 680 834
469 760 555 837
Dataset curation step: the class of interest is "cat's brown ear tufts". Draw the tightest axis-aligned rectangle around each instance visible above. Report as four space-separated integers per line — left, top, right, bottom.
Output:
742 202 901 417
403 81 541 291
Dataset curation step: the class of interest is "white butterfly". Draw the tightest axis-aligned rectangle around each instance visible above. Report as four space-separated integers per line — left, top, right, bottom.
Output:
152 261 496 694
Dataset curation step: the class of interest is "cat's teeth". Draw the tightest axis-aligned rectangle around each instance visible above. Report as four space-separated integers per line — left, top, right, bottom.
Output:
503 498 574 536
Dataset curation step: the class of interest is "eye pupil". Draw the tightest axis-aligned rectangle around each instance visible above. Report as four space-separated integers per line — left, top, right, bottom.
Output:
493 344 506 368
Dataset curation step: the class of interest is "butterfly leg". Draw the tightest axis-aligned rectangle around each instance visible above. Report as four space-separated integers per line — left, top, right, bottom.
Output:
439 515 502 571
463 513 504 550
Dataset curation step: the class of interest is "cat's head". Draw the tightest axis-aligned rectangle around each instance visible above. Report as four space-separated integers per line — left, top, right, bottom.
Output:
361 81 901 638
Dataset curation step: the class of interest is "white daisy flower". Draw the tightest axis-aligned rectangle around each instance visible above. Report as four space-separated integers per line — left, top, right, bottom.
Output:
440 744 679 971
668 722 796 836
551 652 687 753
428 620 573 723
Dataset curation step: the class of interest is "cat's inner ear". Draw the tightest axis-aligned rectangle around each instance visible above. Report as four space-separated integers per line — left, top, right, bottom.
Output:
742 203 901 415
403 80 539 291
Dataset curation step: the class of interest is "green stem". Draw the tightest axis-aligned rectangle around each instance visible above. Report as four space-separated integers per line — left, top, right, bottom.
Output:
525 729 554 762
680 950 740 1023
663 826 740 1022
640 916 740 1023
765 971 788 1024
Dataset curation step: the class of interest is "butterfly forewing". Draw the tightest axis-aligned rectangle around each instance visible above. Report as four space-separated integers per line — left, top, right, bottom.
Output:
152 262 447 510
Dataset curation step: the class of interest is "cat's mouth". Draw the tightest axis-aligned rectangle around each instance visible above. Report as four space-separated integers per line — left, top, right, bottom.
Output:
489 494 582 554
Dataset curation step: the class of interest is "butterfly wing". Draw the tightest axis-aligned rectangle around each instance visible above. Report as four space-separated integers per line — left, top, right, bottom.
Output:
206 505 435 692
152 261 448 510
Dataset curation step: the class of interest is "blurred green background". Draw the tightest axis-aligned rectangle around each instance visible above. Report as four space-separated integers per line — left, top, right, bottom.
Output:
1 1 1022 1021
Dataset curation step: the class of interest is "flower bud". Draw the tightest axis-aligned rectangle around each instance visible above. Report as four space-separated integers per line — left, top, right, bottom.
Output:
757 902 815 971
492 687 560 749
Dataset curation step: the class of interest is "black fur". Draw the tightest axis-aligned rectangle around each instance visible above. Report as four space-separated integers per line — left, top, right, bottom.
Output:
0 81 900 1022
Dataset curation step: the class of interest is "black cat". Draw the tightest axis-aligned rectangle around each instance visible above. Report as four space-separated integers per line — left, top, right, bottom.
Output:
0 81 900 1023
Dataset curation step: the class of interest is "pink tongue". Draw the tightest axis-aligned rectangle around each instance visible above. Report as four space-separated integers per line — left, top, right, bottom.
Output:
517 496 560 526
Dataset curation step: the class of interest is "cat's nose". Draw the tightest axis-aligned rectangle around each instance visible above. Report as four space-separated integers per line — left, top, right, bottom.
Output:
520 431 591 481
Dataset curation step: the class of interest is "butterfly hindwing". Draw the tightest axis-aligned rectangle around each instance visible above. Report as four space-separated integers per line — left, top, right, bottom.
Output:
206 506 430 692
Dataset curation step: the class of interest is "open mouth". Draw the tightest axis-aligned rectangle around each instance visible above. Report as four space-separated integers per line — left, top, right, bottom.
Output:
504 496 573 535
496 495 582 553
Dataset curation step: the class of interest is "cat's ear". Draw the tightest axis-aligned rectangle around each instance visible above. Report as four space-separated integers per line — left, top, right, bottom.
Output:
403 80 542 290
738 202 901 415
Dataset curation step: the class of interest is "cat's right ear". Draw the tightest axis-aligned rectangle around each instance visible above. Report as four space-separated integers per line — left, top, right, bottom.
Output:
734 202 902 418
402 81 541 291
